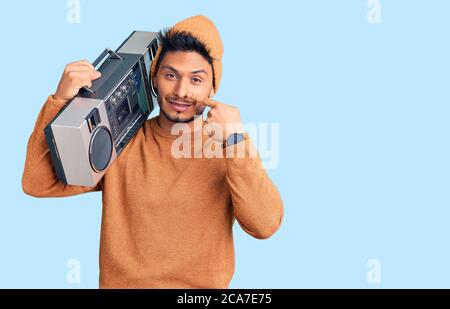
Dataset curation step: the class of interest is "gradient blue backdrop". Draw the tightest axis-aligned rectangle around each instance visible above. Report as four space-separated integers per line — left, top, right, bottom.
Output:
1 0 449 288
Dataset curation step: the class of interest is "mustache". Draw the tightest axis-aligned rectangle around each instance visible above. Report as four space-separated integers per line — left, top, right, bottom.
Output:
166 96 203 105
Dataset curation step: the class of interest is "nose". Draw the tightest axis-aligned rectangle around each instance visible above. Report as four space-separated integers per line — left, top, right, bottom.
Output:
173 78 192 100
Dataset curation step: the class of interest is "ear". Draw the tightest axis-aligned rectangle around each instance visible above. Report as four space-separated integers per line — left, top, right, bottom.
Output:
151 75 157 92
209 88 215 98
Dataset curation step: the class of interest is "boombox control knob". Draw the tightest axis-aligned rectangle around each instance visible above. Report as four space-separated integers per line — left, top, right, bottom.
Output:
111 97 118 106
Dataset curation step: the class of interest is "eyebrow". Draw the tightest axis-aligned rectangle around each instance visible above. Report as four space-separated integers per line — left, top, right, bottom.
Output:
161 65 208 75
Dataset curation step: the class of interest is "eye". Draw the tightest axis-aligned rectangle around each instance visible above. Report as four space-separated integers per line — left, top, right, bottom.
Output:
166 73 177 80
192 77 203 84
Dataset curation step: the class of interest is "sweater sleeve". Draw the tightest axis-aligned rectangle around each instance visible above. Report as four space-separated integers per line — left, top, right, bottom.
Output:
225 136 284 239
22 95 102 198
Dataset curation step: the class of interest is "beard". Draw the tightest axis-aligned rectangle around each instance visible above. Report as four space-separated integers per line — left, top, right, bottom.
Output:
158 95 206 123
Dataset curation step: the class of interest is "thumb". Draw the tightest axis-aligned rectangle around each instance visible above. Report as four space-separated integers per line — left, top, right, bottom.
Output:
92 71 102 80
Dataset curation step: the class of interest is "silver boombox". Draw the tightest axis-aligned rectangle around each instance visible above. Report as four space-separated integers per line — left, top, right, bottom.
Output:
44 31 159 187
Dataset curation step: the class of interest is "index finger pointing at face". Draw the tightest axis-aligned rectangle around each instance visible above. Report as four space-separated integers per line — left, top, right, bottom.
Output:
201 98 218 108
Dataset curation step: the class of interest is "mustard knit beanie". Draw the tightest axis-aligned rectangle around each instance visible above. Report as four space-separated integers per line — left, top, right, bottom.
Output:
150 15 224 93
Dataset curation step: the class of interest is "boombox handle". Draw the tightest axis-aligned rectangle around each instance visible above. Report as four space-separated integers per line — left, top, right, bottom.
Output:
82 48 123 94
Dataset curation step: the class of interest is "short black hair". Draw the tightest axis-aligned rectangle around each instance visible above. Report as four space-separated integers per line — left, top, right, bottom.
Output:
154 29 215 88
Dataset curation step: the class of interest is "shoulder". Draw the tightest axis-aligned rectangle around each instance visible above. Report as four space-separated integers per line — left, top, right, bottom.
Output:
143 116 157 136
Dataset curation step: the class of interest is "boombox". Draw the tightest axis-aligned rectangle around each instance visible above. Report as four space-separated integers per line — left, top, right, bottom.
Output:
44 31 159 187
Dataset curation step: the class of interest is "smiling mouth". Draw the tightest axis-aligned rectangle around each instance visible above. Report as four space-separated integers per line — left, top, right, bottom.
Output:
168 100 193 112
168 100 193 106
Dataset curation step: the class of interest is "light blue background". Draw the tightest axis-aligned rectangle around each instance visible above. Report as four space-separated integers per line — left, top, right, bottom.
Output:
1 0 449 288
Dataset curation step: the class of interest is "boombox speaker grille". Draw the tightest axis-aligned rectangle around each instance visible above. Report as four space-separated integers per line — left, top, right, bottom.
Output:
89 126 113 172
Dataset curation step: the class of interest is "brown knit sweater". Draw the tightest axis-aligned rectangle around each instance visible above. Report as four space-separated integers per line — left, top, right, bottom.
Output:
22 95 284 288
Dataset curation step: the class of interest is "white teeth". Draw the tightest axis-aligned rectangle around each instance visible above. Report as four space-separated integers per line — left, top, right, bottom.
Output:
170 101 191 106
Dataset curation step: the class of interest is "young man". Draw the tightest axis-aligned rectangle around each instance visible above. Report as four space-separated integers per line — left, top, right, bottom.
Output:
22 15 283 288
